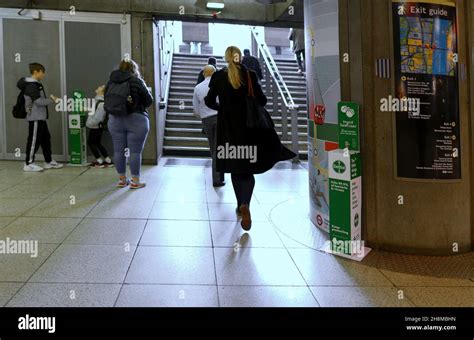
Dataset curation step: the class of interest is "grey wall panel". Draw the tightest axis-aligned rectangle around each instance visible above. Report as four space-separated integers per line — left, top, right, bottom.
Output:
64 22 122 97
64 21 122 158
3 19 63 155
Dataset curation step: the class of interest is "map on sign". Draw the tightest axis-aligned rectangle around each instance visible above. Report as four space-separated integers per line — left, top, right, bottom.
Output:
399 17 455 76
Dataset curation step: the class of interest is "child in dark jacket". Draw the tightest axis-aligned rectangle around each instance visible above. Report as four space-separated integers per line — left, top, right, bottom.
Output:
86 85 113 168
18 63 63 172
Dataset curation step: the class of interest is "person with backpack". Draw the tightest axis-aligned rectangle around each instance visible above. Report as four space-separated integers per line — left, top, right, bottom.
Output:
86 85 113 168
16 63 63 172
105 59 153 189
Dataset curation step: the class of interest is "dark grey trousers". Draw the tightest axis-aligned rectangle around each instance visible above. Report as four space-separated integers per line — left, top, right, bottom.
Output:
202 115 224 184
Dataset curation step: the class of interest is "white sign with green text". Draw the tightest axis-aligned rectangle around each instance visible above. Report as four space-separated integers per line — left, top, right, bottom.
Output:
328 150 362 256
68 91 88 166
324 102 370 260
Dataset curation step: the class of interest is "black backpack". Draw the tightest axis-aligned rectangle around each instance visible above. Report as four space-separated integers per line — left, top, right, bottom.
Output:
12 90 27 119
104 81 133 116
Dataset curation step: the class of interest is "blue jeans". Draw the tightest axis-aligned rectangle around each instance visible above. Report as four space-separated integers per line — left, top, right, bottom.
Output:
108 113 149 178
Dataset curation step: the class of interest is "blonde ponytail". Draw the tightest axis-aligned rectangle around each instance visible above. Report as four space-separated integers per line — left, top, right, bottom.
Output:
224 46 242 90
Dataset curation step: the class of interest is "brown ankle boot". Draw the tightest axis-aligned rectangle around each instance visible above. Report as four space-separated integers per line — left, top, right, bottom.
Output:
240 204 252 231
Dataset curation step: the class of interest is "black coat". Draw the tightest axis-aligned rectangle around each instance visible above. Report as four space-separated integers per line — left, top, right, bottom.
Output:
205 64 296 174
241 55 263 80
196 70 205 85
106 70 153 114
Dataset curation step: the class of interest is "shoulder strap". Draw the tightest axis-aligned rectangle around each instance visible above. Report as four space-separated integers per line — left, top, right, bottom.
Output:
246 70 254 98
95 99 104 111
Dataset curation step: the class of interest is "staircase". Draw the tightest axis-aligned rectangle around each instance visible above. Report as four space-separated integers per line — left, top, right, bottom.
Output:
163 53 308 158
272 58 308 157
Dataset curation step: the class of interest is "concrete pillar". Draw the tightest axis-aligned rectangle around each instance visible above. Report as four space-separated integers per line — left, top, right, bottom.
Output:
338 0 472 255
130 14 158 165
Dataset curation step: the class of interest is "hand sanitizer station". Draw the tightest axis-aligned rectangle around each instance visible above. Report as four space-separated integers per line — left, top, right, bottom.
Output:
68 91 88 166
327 102 368 260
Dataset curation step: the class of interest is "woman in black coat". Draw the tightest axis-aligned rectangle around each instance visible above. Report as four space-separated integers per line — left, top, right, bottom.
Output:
205 46 296 231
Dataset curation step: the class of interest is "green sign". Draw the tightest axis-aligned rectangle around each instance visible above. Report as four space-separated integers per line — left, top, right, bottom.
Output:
68 90 87 165
72 90 86 115
338 102 360 151
328 150 362 256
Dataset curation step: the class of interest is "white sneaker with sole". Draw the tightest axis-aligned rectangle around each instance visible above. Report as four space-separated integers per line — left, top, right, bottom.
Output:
44 160 64 169
23 163 44 172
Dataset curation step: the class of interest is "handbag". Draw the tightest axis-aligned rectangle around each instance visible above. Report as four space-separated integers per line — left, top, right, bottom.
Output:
245 71 275 130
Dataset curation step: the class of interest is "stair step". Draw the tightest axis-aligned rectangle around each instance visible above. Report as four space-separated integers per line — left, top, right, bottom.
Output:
165 118 308 126
166 114 200 122
171 64 300 72
166 104 308 111
167 90 307 100
166 112 308 122
165 137 308 147
167 94 307 104
165 127 205 137
163 145 211 152
166 119 202 125
173 54 298 65
169 84 307 93
173 53 224 59
171 68 305 78
166 111 308 121
164 137 209 148
165 123 307 133
171 75 305 85
281 140 309 146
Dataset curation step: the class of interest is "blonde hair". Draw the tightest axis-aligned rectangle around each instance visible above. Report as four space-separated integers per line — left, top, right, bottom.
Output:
203 65 216 78
224 46 242 90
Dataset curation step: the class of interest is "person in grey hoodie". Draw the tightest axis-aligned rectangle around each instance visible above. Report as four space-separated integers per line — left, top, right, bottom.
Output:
17 63 63 172
86 85 113 168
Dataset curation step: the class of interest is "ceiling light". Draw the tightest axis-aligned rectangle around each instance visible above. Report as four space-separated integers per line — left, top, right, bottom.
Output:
207 2 225 10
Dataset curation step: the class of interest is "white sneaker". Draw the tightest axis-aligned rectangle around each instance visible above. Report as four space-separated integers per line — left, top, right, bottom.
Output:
44 160 64 169
23 163 44 172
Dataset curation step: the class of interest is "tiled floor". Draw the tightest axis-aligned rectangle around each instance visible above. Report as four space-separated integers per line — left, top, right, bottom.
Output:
0 158 472 307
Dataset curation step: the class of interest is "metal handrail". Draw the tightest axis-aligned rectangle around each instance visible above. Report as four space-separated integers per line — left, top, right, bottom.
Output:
159 23 174 110
250 26 300 162
250 26 297 109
